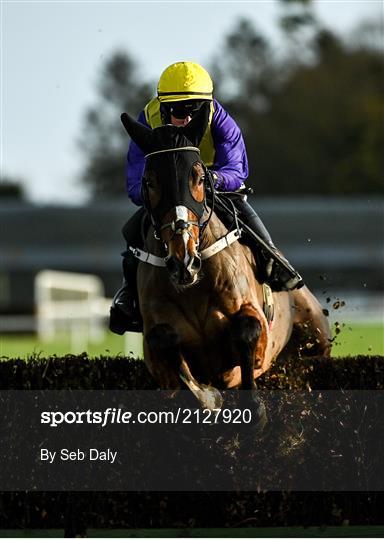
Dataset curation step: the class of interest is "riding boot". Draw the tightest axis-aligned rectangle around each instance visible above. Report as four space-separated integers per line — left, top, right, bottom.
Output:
109 209 145 335
218 194 304 292
109 253 142 334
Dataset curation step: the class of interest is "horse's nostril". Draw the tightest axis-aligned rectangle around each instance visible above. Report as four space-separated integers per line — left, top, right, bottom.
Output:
165 256 178 274
165 255 200 285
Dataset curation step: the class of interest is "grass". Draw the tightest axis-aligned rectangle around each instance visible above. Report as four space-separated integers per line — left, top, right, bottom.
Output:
330 322 383 356
0 330 144 359
0 323 382 360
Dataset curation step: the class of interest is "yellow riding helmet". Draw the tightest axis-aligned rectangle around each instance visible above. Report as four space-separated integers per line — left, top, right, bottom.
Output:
157 61 213 103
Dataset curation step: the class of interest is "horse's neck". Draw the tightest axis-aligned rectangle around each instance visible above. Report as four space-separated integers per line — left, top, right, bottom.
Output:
202 211 258 278
200 212 229 250
145 228 165 256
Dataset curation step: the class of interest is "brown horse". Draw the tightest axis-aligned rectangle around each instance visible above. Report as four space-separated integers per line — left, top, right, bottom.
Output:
121 104 331 424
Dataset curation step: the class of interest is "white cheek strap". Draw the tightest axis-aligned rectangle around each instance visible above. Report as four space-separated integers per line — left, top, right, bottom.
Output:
128 228 241 267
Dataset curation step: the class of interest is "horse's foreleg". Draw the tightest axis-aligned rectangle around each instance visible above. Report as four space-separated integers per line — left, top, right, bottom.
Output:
178 360 223 411
231 305 267 429
145 323 223 410
145 323 182 391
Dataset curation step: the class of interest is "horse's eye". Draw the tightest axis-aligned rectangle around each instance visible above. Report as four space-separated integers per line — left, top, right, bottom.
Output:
143 171 157 189
198 176 205 186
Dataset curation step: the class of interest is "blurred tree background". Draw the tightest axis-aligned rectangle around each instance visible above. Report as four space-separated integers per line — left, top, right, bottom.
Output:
0 176 26 200
78 53 153 197
78 0 383 198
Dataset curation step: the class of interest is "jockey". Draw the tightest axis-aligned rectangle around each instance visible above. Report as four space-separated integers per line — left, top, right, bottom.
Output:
110 61 303 335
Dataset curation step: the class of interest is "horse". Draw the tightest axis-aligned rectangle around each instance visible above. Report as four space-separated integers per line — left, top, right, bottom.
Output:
121 103 331 425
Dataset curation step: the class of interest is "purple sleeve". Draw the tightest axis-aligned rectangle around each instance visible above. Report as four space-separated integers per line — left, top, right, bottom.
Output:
210 100 249 191
126 110 149 206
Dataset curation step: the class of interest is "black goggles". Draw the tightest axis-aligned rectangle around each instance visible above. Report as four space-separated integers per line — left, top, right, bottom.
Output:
164 101 205 120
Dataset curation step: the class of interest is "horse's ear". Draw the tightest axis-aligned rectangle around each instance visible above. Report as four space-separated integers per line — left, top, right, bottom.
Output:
182 101 211 147
121 113 154 153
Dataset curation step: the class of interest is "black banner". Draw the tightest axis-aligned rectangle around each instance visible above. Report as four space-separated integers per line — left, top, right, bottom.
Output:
0 390 383 491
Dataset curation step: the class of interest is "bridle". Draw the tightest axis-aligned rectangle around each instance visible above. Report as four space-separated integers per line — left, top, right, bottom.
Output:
129 146 241 268
142 146 214 243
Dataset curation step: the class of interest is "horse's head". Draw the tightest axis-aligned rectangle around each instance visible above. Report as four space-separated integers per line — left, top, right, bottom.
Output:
121 103 211 287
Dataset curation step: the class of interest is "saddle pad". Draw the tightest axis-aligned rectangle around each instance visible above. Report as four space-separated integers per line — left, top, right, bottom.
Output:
262 283 274 330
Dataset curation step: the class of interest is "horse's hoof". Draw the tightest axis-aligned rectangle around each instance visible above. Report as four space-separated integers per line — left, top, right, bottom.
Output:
199 384 223 411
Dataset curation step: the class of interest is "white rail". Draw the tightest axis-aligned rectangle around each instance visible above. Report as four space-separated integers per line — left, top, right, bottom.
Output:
35 270 111 352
